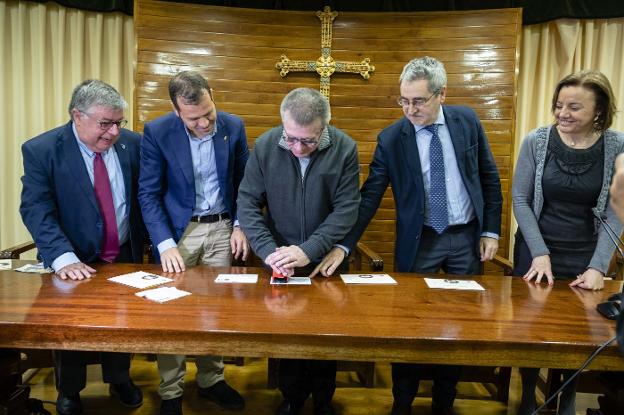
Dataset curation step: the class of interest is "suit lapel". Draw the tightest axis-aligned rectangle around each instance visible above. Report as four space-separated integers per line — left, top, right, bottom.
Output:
398 118 424 190
114 136 132 205
170 117 195 186
212 115 229 188
444 107 467 172
60 123 99 212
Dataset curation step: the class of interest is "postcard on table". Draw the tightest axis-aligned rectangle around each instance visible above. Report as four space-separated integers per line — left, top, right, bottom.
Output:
215 274 258 283
135 286 191 303
108 271 173 289
340 274 397 284
424 278 485 291
14 263 53 274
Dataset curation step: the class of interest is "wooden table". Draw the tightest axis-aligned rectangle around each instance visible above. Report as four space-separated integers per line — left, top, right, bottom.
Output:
1 263 623 371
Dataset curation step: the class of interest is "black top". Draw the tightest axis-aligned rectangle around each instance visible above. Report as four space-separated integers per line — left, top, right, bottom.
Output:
538 127 604 277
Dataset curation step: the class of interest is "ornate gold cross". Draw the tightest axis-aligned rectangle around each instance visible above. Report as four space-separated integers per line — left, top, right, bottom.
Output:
275 6 375 98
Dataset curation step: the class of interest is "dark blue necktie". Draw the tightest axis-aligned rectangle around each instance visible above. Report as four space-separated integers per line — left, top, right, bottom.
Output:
425 124 448 234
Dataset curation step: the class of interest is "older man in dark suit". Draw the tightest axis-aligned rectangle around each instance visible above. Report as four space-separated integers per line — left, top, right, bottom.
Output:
316 56 503 415
20 79 144 415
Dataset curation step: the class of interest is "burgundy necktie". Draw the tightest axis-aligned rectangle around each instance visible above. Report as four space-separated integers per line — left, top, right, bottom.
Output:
94 153 119 262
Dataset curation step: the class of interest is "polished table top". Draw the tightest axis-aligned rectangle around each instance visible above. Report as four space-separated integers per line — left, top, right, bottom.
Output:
1 263 623 370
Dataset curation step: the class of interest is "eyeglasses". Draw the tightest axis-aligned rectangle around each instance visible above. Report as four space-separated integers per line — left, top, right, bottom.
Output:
282 130 320 147
81 111 128 131
397 89 440 108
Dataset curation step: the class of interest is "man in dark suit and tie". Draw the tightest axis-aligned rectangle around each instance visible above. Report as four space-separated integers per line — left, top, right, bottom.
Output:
315 56 503 415
20 79 144 415
138 71 248 415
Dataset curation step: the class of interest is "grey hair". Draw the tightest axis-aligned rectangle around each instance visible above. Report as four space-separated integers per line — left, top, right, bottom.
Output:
68 79 127 117
280 88 331 127
399 56 447 93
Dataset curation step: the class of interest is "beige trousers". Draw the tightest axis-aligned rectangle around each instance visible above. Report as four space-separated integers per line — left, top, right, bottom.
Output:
158 219 232 400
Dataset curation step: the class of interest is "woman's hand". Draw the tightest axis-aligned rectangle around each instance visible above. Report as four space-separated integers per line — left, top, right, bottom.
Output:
523 255 554 285
569 268 604 291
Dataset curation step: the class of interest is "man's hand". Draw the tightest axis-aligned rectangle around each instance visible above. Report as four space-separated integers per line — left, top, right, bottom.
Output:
160 247 186 273
309 247 346 278
266 245 310 275
230 227 249 261
264 254 294 277
479 237 498 262
56 262 96 280
569 268 605 291
523 255 554 285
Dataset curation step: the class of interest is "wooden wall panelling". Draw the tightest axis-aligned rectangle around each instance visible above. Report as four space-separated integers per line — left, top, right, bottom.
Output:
134 1 522 272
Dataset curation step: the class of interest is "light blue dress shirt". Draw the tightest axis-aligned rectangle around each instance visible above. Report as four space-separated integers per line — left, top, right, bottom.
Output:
52 124 129 271
413 111 498 239
187 125 226 216
157 124 232 255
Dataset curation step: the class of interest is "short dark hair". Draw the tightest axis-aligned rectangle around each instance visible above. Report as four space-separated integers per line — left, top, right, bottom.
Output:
169 71 213 111
551 70 617 131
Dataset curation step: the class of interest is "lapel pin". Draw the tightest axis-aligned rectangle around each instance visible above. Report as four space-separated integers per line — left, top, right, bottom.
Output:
224 135 228 141
121 144 126 149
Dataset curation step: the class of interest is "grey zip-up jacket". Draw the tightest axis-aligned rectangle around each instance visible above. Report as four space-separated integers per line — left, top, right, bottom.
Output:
237 125 360 263
512 125 624 273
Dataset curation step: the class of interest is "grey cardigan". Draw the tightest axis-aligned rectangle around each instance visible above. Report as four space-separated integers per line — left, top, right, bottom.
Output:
237 125 360 263
512 125 624 274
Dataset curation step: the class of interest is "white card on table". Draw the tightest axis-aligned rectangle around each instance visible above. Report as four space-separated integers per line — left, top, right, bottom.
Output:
340 273 397 284
0 259 12 270
14 262 53 274
270 276 312 285
424 278 485 291
215 274 258 283
108 271 173 289
135 286 191 303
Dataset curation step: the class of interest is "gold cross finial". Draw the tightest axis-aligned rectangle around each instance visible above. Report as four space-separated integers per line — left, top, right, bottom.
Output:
276 6 375 98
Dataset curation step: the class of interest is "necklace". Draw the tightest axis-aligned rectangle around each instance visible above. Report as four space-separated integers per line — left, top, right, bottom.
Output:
561 131 599 148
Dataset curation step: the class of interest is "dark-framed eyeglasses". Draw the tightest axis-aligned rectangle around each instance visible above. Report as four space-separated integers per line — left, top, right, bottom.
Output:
81 111 128 131
397 89 440 108
282 130 320 147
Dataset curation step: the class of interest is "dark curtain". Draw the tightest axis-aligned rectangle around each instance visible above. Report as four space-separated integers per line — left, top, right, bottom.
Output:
30 0 624 24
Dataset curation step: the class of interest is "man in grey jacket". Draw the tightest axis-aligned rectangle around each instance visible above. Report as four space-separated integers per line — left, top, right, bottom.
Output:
237 87 360 415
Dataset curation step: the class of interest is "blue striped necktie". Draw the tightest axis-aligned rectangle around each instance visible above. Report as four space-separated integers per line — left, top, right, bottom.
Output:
425 124 448 234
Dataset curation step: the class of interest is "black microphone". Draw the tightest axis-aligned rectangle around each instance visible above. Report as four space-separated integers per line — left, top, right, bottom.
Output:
591 209 624 320
618 307 624 356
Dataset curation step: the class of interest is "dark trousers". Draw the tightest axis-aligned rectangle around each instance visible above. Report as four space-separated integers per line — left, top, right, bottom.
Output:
54 351 131 395
278 358 337 406
54 241 134 395
392 221 479 408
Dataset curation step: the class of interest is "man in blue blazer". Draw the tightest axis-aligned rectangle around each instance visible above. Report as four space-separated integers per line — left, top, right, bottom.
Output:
138 71 248 415
315 57 503 415
20 80 144 415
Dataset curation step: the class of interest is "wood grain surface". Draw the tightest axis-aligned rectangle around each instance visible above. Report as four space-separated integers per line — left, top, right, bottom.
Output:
2 263 623 371
134 1 522 272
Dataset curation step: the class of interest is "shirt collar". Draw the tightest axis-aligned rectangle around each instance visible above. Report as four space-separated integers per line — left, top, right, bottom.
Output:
185 122 218 142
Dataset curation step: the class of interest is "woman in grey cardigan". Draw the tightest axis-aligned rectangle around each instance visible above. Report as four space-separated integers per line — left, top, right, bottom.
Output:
512 70 624 415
